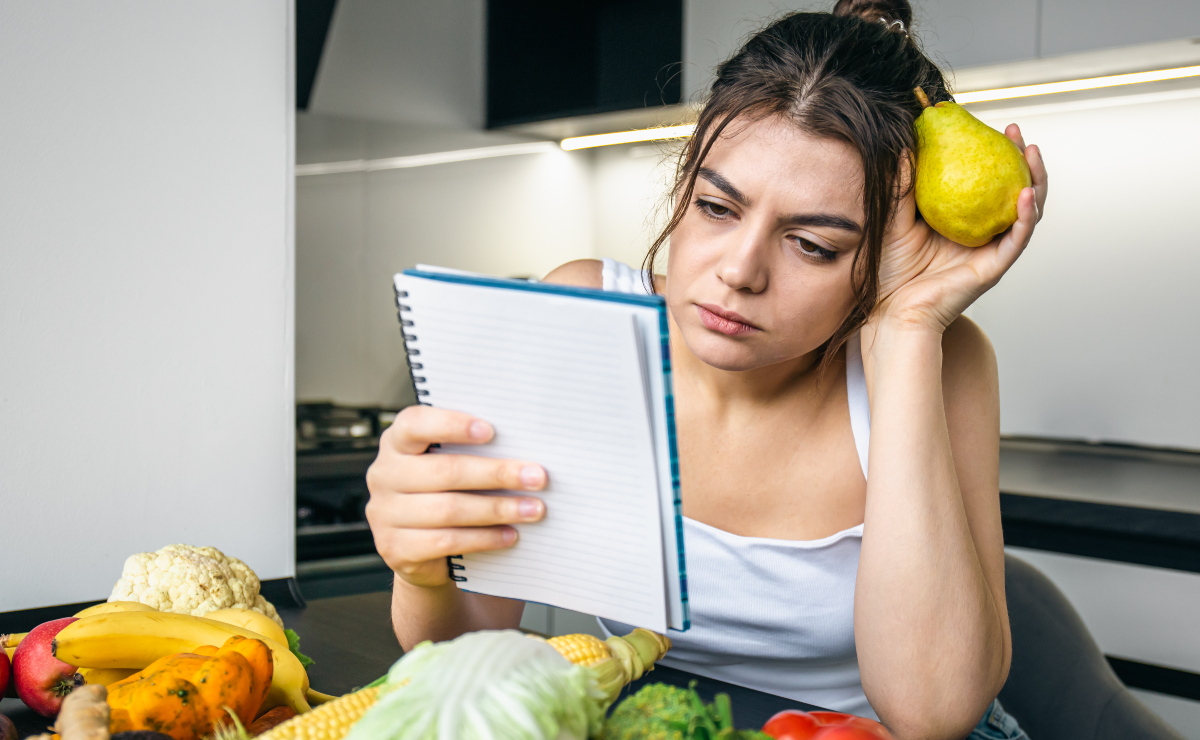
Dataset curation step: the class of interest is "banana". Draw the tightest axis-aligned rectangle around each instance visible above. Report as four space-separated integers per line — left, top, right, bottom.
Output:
74 601 157 617
1 632 25 661
202 608 288 646
52 612 311 713
78 666 138 685
0 604 153 660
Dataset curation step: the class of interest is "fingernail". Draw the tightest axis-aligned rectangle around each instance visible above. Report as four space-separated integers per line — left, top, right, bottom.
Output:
502 527 518 546
469 421 492 440
519 465 544 489
518 498 543 520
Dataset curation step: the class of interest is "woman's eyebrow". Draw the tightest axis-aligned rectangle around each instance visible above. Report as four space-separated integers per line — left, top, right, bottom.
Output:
698 167 749 206
699 166 861 233
781 213 862 233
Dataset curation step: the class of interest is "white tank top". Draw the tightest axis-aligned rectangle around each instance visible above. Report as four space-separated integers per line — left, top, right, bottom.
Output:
597 259 877 720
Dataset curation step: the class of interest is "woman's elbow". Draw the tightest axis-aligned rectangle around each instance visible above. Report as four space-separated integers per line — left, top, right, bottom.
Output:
875 665 1009 740
879 695 993 740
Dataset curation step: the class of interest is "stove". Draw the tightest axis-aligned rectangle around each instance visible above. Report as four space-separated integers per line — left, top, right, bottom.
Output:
296 403 400 561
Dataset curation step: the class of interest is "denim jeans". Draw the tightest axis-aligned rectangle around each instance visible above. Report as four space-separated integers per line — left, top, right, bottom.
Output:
966 699 1028 739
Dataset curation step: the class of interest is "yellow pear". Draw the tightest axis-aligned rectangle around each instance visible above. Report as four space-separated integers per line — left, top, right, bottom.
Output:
913 88 1032 247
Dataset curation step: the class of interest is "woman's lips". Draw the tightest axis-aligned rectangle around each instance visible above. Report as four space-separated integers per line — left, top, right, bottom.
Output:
695 303 761 336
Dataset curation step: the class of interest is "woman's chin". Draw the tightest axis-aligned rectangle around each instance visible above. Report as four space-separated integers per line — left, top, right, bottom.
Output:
682 331 776 372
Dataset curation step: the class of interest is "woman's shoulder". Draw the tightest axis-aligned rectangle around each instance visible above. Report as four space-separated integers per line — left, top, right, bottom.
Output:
942 316 996 375
941 315 999 407
542 259 604 288
543 258 664 294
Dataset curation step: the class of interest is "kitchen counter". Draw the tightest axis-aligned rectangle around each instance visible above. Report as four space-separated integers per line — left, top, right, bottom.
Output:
999 438 1200 573
0 593 405 738
2 592 821 737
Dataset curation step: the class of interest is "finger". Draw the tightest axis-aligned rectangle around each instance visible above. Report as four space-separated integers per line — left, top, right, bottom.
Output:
394 526 520 564
997 187 1038 267
1005 123 1026 151
1026 144 1048 219
372 491 544 528
371 453 547 493
385 405 494 455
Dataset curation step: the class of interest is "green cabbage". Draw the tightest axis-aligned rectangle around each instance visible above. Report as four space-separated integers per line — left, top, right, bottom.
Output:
344 630 606 740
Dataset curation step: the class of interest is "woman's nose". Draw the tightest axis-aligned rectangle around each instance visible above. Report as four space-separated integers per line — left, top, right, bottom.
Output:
715 227 770 293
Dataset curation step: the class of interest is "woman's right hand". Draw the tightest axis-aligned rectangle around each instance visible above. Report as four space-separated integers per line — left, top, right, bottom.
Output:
365 405 547 588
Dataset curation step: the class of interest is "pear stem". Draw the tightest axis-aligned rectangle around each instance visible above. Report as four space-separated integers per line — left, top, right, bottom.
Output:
913 87 931 108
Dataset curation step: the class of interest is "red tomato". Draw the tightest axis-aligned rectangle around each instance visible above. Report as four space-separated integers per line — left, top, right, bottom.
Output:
762 710 821 739
763 710 892 740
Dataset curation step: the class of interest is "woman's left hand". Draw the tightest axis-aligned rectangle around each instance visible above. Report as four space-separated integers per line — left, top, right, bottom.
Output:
871 124 1048 333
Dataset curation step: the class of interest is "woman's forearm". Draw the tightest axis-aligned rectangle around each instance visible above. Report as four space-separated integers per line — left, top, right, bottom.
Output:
855 322 1007 739
390 575 524 651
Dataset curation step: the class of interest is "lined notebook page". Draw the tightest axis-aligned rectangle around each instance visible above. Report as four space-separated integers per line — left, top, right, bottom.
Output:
400 275 669 631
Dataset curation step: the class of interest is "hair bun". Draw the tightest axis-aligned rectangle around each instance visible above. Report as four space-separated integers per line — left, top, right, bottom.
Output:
832 0 913 29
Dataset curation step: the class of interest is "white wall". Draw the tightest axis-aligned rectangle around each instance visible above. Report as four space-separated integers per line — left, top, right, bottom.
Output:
969 85 1200 450
295 116 595 407
589 144 679 270
293 0 614 408
0 2 295 610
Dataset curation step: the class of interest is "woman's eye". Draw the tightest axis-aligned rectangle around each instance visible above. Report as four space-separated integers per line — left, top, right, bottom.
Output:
694 199 733 219
794 238 837 262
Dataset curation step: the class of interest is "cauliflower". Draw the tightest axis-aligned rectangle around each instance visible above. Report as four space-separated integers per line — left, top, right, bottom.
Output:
109 544 283 627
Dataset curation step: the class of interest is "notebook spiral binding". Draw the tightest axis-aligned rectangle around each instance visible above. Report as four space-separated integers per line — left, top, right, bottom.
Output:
397 284 462 583
394 288 431 402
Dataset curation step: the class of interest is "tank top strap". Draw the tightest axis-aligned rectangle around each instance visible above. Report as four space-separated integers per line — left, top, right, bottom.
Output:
845 332 870 480
601 257 652 295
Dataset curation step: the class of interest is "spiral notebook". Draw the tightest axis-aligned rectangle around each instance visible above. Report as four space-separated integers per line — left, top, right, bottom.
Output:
394 266 689 632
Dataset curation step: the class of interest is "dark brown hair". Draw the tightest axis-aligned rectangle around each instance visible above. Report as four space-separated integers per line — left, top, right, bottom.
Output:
644 0 951 370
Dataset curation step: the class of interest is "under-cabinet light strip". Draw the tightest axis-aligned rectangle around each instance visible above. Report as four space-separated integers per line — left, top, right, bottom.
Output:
559 65 1200 150
295 141 560 176
559 124 697 151
954 64 1200 103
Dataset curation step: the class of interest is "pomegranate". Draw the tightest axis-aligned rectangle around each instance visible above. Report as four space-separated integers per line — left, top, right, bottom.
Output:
12 617 83 717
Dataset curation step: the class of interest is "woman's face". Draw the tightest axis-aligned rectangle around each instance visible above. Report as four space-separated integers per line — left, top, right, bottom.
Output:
666 115 865 372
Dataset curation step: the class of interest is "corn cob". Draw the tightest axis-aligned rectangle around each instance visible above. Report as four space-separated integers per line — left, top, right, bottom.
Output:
256 685 379 740
546 633 611 667
254 629 671 740
585 628 672 705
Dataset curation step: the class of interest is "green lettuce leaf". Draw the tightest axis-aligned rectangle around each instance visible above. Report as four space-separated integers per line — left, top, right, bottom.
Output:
345 630 605 740
285 628 315 668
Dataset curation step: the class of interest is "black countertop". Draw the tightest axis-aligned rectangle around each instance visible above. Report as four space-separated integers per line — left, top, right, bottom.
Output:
2 592 819 737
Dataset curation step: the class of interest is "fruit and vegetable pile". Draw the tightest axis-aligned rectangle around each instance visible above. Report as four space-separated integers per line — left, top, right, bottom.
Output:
0 544 892 740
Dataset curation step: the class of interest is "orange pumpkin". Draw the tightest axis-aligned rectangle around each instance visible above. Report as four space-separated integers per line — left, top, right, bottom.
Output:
217 635 274 720
105 637 274 740
109 654 211 710
124 673 209 740
193 651 254 727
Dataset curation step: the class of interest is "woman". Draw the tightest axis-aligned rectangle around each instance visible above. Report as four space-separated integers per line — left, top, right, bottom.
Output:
366 1 1047 737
